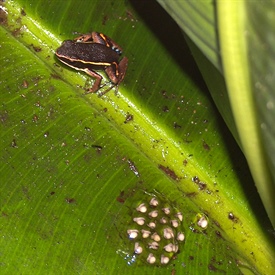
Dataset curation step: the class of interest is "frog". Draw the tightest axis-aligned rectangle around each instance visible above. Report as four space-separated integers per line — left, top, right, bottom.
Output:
55 32 128 94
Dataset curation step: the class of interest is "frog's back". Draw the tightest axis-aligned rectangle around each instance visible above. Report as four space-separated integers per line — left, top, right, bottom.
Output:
57 40 120 63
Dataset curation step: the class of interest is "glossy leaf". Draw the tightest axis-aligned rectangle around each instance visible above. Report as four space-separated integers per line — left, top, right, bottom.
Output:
158 1 275 227
1 1 274 275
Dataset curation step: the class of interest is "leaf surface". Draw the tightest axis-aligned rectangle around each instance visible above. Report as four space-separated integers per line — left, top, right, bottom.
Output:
1 1 274 274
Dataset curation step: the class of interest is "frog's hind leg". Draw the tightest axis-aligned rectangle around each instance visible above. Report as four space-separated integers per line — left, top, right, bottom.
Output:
84 69 103 93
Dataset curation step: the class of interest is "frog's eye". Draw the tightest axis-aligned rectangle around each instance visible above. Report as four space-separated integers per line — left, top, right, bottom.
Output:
112 46 122 55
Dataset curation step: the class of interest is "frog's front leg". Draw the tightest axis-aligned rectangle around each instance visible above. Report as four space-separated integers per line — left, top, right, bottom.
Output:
117 57 128 85
105 57 128 85
83 68 103 93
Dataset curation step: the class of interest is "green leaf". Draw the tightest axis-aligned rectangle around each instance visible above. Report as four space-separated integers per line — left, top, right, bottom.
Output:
158 0 275 230
246 1 275 220
217 0 275 229
1 1 274 274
